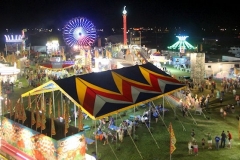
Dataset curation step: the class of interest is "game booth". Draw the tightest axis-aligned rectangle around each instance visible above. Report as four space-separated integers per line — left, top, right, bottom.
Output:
1 116 95 160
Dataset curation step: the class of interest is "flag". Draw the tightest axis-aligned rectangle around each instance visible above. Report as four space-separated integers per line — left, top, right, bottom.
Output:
21 103 27 123
51 113 56 136
58 100 61 118
64 102 69 136
49 97 52 116
31 106 36 126
63 101 66 118
14 102 19 120
36 98 41 129
41 111 46 131
41 95 45 112
14 99 21 120
169 123 176 155
28 94 31 109
78 109 83 131
18 101 23 121
9 102 13 118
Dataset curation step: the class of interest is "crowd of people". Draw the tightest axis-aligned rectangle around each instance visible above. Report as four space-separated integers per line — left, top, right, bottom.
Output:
91 103 169 145
188 130 232 156
19 58 92 88
169 75 239 157
21 67 72 87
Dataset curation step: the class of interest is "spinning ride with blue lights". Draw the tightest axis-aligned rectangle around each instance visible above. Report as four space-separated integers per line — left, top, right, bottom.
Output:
63 17 96 47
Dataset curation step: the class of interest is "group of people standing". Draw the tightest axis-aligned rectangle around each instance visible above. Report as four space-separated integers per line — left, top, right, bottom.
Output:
188 129 232 156
215 130 232 150
188 129 199 156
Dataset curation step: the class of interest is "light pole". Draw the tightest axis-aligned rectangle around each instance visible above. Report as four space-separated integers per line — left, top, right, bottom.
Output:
139 31 141 48
130 32 132 45
28 43 31 59
0 77 3 147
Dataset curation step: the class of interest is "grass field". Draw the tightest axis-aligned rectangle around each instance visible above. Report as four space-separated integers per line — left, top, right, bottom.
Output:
5 63 240 160
83 94 240 160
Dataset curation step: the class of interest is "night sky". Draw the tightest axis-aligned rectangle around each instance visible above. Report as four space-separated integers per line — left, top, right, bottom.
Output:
0 0 239 49
0 0 239 31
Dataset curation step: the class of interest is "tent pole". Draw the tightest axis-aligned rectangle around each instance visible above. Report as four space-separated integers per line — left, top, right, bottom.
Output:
61 92 63 117
95 120 98 157
163 96 165 120
116 113 118 146
165 96 186 131
148 102 151 128
74 104 76 127
134 107 135 135
52 91 55 117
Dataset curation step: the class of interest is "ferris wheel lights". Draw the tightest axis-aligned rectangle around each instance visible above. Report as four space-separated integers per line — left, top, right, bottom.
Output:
73 45 79 50
63 17 96 47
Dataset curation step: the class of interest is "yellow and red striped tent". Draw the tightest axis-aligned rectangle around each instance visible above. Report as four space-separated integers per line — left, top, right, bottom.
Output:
21 62 185 120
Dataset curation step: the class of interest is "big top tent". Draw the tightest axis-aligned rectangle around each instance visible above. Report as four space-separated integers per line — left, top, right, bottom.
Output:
21 62 186 120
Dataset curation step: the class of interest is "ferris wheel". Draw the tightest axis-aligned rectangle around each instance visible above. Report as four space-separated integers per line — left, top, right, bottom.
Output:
63 17 97 47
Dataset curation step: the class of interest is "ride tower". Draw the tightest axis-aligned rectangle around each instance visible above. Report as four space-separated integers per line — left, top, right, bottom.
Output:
122 6 127 46
190 53 205 85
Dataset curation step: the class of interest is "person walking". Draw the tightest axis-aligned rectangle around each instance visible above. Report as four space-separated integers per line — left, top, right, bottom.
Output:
188 141 193 155
102 131 108 145
201 138 205 149
215 135 221 150
193 141 198 156
231 104 235 113
223 110 227 119
191 129 195 141
220 131 227 148
118 128 124 143
206 133 212 149
219 97 223 105
220 107 223 117
152 110 159 123
227 131 232 148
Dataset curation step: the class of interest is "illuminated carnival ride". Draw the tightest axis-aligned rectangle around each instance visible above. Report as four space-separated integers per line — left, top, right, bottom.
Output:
63 17 97 73
39 40 74 70
167 36 197 54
